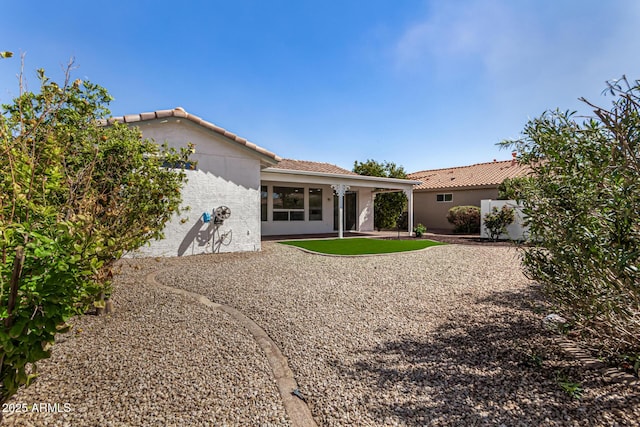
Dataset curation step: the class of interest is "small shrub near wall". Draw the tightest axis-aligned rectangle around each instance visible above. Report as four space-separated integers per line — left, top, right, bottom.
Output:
446 206 480 233
483 205 515 241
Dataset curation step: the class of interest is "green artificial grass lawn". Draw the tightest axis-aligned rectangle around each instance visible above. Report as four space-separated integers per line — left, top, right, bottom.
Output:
280 237 445 255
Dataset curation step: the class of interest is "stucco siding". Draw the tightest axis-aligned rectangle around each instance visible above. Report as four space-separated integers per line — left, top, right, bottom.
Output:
358 188 375 232
131 119 262 256
260 182 335 235
413 187 498 231
260 183 376 236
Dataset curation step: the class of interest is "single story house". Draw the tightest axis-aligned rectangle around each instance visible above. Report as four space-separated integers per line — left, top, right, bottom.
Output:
407 158 530 231
107 107 421 256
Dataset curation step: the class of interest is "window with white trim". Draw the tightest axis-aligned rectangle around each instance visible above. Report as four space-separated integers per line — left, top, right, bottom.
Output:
309 188 322 221
273 186 305 221
436 193 453 202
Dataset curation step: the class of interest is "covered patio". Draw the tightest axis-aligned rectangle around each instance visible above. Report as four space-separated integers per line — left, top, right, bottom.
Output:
260 160 421 239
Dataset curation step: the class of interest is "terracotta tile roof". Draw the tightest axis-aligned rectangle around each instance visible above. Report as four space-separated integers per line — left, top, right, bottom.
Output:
267 159 359 175
408 160 531 191
100 107 281 162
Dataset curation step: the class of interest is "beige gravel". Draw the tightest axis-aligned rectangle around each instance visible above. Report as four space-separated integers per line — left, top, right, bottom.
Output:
4 242 639 426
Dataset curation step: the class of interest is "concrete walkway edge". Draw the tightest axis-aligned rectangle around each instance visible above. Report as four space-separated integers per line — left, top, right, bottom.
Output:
146 270 318 427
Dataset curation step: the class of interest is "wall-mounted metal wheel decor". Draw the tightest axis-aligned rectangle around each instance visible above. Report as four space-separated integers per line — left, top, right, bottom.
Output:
214 206 231 224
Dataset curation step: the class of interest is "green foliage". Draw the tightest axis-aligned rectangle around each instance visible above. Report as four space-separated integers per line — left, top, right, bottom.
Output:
353 159 408 230
483 205 515 241
497 177 534 201
555 371 583 400
0 63 192 405
413 223 427 237
0 52 13 59
523 352 544 368
499 76 640 356
0 224 102 400
446 205 480 233
396 211 408 230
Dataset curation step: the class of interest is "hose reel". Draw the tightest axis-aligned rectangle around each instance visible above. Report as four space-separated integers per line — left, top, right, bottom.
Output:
214 206 231 224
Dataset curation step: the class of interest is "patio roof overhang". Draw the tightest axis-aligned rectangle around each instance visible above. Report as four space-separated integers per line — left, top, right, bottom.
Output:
261 168 422 190
261 168 422 238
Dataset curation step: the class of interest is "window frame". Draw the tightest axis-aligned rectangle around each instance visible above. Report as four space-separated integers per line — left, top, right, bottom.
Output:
308 188 323 221
260 185 268 222
272 186 305 221
436 193 453 202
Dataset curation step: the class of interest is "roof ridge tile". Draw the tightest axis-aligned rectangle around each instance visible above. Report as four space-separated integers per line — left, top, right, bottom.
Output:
103 107 281 162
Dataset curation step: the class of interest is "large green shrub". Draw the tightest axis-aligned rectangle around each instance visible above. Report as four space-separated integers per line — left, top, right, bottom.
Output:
446 205 480 233
0 62 192 407
500 76 640 355
497 176 534 201
353 159 408 230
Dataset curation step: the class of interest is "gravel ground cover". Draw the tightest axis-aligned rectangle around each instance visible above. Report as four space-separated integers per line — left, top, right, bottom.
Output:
4 242 639 426
3 257 289 427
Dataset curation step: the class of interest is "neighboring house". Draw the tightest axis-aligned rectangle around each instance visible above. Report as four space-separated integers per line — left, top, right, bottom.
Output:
408 158 530 231
106 107 420 256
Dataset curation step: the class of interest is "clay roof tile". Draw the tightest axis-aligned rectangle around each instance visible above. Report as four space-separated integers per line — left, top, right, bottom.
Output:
105 107 280 162
269 159 358 175
408 160 531 190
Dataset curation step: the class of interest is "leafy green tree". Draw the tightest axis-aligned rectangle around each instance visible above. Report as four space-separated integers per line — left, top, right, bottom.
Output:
0 61 192 408
500 76 640 355
497 176 534 201
353 159 407 230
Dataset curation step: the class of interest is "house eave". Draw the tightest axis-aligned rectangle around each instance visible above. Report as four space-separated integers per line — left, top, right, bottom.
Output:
261 168 421 189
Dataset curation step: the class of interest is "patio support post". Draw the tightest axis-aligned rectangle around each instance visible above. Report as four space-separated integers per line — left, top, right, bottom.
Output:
331 184 350 239
404 188 414 236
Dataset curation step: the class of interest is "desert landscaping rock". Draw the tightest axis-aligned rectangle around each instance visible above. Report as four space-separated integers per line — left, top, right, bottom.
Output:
4 242 639 426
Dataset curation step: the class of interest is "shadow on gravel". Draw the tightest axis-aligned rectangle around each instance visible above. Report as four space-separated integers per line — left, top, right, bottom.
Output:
335 287 640 426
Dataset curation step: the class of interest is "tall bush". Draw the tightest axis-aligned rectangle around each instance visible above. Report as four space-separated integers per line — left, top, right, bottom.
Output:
500 76 640 355
0 61 192 407
353 159 408 230
497 176 533 201
447 205 480 233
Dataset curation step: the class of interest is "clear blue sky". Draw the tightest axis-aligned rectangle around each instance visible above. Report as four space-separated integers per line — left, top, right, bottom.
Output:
2 0 639 173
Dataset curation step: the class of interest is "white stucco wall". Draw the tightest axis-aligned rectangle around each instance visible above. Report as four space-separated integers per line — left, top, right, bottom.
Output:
260 182 335 235
480 199 529 241
130 119 263 256
260 183 376 236
358 188 375 232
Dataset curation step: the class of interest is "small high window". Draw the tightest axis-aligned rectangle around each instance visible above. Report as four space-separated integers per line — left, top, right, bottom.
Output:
162 160 196 170
436 193 453 202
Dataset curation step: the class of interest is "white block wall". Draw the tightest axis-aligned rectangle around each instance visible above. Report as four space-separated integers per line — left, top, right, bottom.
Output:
480 199 529 241
130 119 262 256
